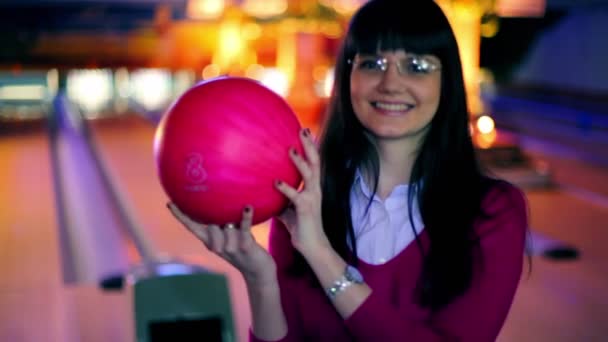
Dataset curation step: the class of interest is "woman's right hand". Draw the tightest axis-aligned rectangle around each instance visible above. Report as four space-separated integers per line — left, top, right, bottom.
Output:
168 203 277 287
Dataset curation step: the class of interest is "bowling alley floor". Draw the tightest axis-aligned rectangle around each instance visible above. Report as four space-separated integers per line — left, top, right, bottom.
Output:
1 115 607 341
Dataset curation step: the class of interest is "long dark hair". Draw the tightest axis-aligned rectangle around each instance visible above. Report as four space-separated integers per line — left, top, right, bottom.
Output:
317 0 492 312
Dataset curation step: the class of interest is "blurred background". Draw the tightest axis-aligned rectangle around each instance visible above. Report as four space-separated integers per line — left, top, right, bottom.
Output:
1 0 607 341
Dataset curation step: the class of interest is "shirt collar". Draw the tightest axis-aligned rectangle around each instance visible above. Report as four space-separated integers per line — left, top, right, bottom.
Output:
353 169 372 199
353 168 410 200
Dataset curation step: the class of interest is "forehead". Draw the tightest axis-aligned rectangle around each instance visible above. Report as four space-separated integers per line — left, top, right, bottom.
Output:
352 32 435 56
358 50 409 57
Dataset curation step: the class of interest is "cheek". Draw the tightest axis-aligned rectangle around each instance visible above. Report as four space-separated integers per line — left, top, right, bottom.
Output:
418 79 442 108
432 81 442 104
349 73 372 99
349 76 360 100
349 81 365 111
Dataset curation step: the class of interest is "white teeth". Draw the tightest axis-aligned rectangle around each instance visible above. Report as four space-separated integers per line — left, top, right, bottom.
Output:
373 102 412 111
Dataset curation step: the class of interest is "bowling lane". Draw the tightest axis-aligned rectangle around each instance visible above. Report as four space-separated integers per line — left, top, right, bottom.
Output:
0 125 64 341
0 123 133 342
499 189 608 341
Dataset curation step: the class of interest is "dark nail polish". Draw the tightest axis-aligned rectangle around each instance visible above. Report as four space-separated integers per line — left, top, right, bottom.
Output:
275 180 282 186
302 129 309 137
244 206 251 213
290 147 297 155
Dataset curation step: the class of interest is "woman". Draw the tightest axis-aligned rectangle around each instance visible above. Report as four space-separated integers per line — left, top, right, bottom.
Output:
169 0 528 341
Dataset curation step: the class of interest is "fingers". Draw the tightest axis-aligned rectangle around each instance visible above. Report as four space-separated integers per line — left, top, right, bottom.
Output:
208 222 243 256
207 224 225 254
167 202 209 243
218 207 258 261
240 205 254 234
238 206 257 250
275 180 299 201
285 128 320 189
223 223 238 255
168 202 259 261
300 128 320 170
167 202 199 228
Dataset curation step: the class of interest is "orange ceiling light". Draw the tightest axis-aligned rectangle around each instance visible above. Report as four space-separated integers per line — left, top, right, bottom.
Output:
241 0 288 19
322 0 366 15
187 0 226 20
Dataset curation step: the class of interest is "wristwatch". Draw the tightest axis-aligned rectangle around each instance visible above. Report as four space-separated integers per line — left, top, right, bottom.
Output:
326 265 364 300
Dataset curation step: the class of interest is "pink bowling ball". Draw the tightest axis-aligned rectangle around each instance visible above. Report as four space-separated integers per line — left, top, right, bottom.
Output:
154 77 304 226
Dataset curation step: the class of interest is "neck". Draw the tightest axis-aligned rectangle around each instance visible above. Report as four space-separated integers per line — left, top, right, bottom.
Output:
363 137 420 199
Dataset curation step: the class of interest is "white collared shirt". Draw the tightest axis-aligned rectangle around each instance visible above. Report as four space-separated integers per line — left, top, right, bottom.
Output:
349 170 424 265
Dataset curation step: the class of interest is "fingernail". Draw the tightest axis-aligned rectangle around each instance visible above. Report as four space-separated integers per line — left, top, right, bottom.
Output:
275 179 282 186
290 147 297 155
301 128 309 137
244 206 251 213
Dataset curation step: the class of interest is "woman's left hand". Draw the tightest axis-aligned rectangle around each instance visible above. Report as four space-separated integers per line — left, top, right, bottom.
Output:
275 128 331 256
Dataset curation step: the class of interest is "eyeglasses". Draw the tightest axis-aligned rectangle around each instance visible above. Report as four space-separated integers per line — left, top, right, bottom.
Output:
348 54 441 77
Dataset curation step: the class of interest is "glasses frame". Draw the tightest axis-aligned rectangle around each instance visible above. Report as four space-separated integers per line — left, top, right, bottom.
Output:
348 54 441 77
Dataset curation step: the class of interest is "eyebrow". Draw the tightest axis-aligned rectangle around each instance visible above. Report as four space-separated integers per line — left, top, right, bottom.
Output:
357 52 425 58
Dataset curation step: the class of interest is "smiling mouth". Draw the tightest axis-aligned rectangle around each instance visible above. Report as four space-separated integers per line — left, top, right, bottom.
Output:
371 101 415 112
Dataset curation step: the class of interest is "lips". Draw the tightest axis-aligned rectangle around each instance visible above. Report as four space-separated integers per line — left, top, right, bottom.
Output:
371 101 415 113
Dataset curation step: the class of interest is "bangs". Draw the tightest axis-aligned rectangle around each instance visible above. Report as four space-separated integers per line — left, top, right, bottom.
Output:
350 30 452 57
345 1 454 57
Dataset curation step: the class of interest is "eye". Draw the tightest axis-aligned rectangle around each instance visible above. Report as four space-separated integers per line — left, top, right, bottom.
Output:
404 57 435 75
356 57 384 71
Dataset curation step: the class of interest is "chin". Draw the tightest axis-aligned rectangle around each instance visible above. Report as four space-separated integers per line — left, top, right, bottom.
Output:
370 125 430 141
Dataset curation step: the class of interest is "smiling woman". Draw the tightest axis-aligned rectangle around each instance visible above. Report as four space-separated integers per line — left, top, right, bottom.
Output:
170 1 528 341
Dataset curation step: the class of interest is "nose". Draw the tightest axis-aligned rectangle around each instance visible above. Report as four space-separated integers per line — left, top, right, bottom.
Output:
377 63 404 93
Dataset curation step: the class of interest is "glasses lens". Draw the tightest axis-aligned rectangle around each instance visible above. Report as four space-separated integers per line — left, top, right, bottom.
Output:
400 56 436 75
353 55 439 76
356 57 385 72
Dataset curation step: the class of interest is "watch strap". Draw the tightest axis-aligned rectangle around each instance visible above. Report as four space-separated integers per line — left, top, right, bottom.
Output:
325 265 363 300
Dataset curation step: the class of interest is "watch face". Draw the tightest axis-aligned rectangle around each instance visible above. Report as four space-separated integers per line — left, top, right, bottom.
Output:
345 265 364 283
